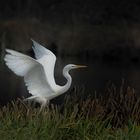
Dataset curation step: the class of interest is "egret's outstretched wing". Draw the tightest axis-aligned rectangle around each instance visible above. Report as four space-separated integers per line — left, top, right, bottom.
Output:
4 49 54 96
31 39 56 60
31 39 57 89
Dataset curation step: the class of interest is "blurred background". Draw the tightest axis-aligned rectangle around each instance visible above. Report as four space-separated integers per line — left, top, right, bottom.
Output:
1 0 140 105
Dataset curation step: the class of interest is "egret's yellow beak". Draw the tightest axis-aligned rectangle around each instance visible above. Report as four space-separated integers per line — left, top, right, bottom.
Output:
76 65 87 68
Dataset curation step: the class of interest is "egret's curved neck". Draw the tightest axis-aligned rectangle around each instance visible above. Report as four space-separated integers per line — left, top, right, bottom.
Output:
60 67 72 93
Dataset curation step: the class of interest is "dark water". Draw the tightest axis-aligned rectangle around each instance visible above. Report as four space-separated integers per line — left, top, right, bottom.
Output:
1 56 140 105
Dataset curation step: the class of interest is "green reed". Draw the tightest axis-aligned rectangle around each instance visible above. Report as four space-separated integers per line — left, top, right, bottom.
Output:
0 82 140 140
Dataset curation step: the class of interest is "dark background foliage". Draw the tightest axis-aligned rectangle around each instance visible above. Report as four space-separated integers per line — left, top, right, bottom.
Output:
0 0 140 24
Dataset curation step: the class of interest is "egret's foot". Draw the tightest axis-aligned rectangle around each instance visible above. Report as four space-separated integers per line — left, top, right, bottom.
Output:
23 96 39 110
39 100 50 113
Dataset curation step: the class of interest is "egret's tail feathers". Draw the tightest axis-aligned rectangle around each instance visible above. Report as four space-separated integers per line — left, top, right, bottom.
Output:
23 96 38 101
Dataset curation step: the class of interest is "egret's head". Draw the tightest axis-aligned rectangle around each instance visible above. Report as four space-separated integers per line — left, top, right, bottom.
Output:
64 64 87 71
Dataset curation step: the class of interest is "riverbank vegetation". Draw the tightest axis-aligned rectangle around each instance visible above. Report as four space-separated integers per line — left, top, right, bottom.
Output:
0 82 140 139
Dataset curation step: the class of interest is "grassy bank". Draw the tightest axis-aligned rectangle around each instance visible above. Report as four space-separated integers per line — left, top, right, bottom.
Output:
0 83 140 140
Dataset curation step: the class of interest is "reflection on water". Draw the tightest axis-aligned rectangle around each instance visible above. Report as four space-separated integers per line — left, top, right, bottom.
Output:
1 56 140 105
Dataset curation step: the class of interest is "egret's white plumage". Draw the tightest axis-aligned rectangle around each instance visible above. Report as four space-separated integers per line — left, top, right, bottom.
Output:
4 39 87 111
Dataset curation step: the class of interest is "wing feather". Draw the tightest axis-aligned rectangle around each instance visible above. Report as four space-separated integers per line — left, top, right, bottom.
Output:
31 39 57 89
31 39 56 60
4 49 37 76
24 65 54 96
4 49 54 96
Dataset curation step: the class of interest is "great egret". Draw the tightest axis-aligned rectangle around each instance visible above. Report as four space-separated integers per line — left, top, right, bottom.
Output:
4 39 87 111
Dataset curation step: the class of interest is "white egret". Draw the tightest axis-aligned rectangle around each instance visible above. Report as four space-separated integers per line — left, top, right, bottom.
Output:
4 39 87 111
